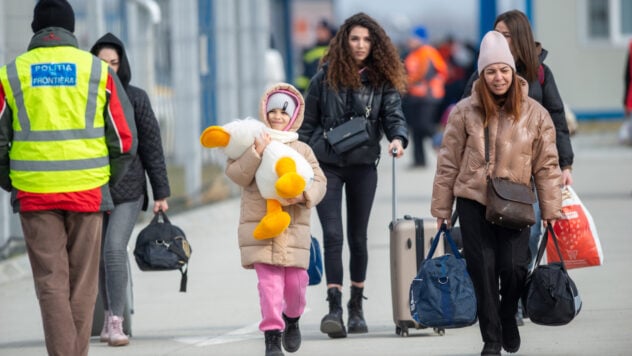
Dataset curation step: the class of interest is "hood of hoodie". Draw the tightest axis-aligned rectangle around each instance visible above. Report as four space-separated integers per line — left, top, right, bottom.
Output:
534 42 549 65
259 83 305 133
90 32 131 89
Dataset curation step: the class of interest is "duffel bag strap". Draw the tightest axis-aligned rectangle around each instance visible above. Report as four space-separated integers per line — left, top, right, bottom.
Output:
179 266 188 293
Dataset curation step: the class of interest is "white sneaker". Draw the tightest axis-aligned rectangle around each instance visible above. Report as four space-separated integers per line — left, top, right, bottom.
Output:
99 311 109 342
108 315 129 346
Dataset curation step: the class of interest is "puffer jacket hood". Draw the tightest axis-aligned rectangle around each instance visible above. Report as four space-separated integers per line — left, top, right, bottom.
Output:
535 42 548 64
259 83 305 132
90 32 131 89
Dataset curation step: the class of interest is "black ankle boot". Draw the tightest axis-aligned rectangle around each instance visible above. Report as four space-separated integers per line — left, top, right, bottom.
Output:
320 287 347 338
282 314 301 353
502 317 521 353
347 286 368 333
481 342 501 355
264 330 284 356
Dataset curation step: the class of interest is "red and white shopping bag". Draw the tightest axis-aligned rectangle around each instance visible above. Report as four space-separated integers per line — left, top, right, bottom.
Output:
546 186 603 269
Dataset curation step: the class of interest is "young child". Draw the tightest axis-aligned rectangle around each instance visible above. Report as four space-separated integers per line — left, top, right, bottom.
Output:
224 83 326 356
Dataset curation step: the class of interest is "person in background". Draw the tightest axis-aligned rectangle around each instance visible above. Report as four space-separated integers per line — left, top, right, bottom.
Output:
221 83 326 356
461 9 574 324
295 19 335 92
621 39 632 148
90 32 171 347
432 31 561 355
436 35 477 125
624 39 632 117
0 1 137 355
298 12 408 339
402 25 448 167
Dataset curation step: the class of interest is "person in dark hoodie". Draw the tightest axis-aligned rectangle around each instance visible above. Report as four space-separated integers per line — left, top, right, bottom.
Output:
90 33 170 347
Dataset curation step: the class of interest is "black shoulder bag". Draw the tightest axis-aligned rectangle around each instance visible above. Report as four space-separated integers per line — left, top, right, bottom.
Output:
323 89 373 154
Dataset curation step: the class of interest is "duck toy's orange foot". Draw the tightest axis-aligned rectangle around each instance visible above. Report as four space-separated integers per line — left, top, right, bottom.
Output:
253 200 291 240
275 157 306 199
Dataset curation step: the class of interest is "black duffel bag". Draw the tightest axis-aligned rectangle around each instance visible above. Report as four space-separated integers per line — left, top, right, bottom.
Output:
522 225 582 326
134 210 192 292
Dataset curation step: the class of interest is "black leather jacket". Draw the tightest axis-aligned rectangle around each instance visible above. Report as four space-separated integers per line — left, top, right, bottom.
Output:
298 65 409 167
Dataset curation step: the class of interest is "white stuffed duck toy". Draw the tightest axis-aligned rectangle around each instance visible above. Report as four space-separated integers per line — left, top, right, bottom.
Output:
200 113 313 239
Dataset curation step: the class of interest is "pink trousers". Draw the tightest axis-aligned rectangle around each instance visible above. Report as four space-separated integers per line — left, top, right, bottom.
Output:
254 263 308 331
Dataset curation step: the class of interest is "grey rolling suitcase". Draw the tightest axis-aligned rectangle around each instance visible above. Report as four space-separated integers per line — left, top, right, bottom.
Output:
388 150 445 337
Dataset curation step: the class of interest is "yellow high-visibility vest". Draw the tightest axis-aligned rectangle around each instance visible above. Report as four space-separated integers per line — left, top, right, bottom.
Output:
0 46 111 193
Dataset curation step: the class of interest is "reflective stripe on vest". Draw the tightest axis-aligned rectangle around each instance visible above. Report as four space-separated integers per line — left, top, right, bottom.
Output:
2 47 111 193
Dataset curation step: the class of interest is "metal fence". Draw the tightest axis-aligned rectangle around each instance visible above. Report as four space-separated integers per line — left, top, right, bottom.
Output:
0 0 276 257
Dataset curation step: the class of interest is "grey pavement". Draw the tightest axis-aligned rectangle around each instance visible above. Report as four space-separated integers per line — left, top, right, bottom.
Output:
1 128 632 356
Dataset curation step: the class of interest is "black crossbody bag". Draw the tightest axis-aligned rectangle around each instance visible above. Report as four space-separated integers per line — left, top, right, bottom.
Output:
323 89 373 154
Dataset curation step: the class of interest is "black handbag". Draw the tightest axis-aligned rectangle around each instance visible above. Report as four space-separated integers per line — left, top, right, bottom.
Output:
522 225 582 326
483 126 536 230
409 224 477 329
323 90 373 154
134 210 192 292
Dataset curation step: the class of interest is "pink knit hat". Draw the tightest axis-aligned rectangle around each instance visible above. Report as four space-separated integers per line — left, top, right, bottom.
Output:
477 31 516 75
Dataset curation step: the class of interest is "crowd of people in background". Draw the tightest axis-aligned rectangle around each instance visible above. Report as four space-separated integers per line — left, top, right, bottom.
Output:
297 19 479 168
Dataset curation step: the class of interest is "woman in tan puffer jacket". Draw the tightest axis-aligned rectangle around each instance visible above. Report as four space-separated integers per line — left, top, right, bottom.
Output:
431 31 561 356
225 82 326 354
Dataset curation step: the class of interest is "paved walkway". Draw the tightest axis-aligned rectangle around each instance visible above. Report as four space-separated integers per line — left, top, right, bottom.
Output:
1 129 631 355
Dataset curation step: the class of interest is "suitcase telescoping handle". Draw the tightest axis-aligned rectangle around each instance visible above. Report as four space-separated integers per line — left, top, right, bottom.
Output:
391 148 398 222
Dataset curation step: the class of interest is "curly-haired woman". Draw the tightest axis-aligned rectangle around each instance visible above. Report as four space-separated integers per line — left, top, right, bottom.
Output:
298 12 409 338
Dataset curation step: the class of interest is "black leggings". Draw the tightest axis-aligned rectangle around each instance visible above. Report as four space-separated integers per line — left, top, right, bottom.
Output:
317 163 377 286
456 197 530 344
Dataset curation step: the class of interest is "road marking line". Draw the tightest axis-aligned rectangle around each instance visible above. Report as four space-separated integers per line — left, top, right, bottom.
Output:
174 308 311 347
175 323 259 346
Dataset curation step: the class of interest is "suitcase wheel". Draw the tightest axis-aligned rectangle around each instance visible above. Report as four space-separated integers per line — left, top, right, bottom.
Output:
434 327 445 336
395 325 409 337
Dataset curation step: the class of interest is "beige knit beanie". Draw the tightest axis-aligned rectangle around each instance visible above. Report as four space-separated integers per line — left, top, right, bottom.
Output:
477 31 516 75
